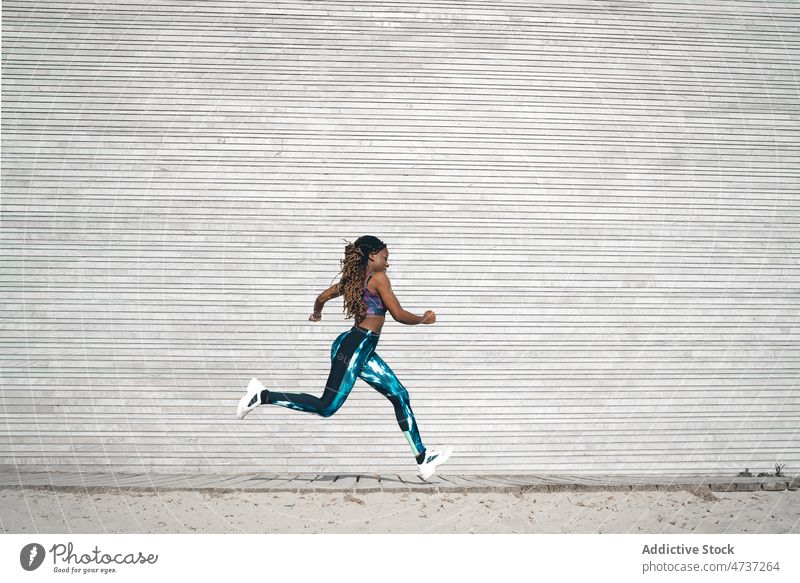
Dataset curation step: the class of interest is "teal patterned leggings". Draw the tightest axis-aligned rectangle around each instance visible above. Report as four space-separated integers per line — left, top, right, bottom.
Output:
262 325 426 460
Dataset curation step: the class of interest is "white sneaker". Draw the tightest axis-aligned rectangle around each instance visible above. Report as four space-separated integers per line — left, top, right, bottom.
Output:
237 377 265 419
417 445 453 480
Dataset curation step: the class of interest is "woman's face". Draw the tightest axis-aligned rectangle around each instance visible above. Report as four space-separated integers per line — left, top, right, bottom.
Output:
369 247 389 271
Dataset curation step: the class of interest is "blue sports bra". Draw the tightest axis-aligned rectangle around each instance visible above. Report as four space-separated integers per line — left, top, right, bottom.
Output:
363 270 387 317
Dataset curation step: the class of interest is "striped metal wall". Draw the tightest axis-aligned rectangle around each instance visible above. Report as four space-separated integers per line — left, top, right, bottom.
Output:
2 0 798 476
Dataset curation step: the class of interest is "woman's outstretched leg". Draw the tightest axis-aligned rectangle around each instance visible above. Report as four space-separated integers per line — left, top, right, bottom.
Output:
357 349 427 464
237 328 377 419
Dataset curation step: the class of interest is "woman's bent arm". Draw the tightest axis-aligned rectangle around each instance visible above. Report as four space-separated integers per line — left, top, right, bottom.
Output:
371 272 434 325
311 282 342 318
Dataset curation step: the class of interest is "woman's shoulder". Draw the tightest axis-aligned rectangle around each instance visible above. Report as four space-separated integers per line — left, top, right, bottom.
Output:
368 270 391 290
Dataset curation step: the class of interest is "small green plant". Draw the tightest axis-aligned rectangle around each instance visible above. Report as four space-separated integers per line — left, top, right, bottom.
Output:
756 463 786 477
738 464 788 478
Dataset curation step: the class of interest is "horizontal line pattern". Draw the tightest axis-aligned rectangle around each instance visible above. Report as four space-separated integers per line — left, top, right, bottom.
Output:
1 0 799 475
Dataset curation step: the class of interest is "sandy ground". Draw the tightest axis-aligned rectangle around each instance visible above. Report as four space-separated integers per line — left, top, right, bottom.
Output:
1 487 798 534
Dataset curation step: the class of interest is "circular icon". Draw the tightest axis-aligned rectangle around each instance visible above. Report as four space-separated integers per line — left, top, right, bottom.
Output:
20 543 46 571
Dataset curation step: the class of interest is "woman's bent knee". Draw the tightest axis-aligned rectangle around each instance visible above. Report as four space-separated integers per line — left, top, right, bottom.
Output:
319 406 339 418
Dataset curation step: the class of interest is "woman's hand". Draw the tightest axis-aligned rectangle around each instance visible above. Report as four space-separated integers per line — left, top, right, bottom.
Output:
309 312 322 322
421 310 436 324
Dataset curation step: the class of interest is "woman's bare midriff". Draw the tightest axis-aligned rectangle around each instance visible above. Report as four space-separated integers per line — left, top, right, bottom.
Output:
356 314 385 334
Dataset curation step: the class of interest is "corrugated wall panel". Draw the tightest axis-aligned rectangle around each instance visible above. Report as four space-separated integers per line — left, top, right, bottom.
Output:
2 0 798 475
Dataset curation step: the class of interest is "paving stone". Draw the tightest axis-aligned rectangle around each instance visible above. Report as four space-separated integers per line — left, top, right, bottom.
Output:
236 474 293 490
580 475 641 486
431 475 478 489
504 475 564 492
33 472 77 487
353 475 381 493
328 475 358 491
136 474 195 487
80 473 156 488
398 474 442 492
263 474 310 491
274 474 314 492
170 474 242 489
447 476 494 493
294 476 323 492
423 476 464 492
378 475 411 491
471 475 521 492
307 474 350 492
51 472 112 487
640 477 701 488
0 472 45 487
21 472 64 487
205 474 267 489
484 474 549 487
571 475 640 489
110 473 159 486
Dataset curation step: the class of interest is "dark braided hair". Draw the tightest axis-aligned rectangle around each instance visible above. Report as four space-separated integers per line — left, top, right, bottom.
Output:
336 235 386 323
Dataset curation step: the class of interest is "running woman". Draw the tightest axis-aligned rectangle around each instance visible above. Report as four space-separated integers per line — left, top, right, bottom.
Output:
236 235 452 479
